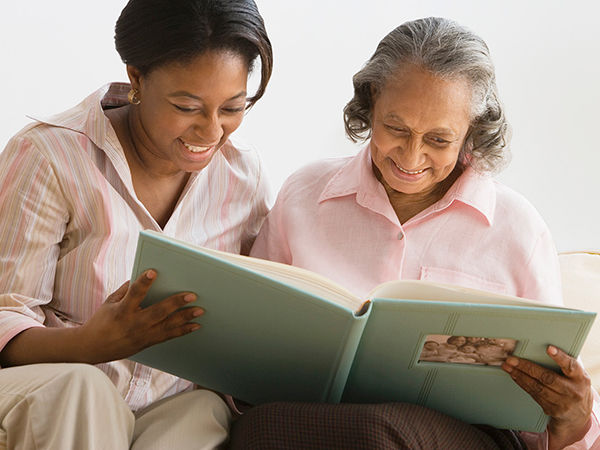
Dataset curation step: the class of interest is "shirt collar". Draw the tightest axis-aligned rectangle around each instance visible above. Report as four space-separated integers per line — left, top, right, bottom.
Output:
28 83 130 151
319 144 496 226
27 83 136 188
433 163 496 226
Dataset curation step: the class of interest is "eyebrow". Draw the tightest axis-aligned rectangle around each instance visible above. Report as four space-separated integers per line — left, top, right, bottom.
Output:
383 113 457 136
167 90 247 101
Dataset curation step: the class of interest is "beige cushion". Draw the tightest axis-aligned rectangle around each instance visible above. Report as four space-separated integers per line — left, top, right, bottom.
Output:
559 252 600 389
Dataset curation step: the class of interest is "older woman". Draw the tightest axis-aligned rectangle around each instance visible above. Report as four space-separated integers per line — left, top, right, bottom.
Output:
236 17 599 450
0 0 272 448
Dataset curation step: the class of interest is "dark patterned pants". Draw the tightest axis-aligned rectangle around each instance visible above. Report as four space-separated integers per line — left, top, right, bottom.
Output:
228 402 526 449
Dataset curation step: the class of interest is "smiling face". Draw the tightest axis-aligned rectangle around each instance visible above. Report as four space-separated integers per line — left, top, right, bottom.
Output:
447 335 467 347
128 50 249 175
370 65 472 199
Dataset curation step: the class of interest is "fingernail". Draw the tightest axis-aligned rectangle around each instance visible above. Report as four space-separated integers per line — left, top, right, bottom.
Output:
145 270 156 279
193 308 204 317
184 294 196 303
548 345 558 355
506 356 518 367
191 324 201 331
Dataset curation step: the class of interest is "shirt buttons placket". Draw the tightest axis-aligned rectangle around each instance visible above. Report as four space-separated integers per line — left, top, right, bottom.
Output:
397 231 404 240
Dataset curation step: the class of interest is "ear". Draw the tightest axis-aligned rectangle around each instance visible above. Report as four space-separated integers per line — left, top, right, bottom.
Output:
126 65 143 91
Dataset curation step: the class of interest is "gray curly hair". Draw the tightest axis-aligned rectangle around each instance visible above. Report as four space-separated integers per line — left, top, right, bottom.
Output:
343 17 510 173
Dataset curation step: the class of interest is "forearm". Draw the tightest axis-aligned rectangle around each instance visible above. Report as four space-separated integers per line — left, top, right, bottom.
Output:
0 326 94 367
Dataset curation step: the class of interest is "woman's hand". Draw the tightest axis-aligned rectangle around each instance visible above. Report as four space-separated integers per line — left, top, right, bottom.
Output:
79 269 204 364
502 346 593 450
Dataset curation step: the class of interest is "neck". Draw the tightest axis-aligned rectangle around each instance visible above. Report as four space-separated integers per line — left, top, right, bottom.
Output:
375 165 462 224
108 105 183 180
126 107 182 179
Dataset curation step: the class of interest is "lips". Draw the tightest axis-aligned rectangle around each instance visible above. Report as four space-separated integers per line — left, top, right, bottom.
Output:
182 141 213 153
394 162 426 174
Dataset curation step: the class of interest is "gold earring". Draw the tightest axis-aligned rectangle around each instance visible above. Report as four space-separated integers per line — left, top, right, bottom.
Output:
128 88 141 105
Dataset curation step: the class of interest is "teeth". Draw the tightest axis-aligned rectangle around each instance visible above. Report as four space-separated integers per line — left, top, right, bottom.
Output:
183 142 212 153
395 163 425 174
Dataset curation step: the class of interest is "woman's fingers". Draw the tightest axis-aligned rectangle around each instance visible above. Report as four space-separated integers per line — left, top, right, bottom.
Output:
104 280 130 303
141 300 203 345
142 292 200 324
502 347 593 427
123 269 157 310
161 315 203 339
547 345 586 380
503 356 567 396
139 291 204 343
88 274 204 361
504 365 572 416
160 305 204 330
105 269 204 348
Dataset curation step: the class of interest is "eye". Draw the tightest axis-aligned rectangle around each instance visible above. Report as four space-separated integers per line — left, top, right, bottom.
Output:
384 124 410 135
221 106 245 114
426 136 451 147
174 104 198 113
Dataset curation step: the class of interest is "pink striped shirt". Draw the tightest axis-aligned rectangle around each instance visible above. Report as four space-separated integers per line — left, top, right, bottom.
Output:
250 145 600 449
0 83 270 411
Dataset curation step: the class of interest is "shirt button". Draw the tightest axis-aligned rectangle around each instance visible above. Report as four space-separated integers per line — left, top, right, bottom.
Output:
397 231 404 240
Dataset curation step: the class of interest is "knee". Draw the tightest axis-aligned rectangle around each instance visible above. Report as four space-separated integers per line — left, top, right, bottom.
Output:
335 403 424 446
177 390 231 423
45 363 117 397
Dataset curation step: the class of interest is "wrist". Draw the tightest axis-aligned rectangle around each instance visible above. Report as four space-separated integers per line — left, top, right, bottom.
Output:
73 323 102 364
548 416 592 450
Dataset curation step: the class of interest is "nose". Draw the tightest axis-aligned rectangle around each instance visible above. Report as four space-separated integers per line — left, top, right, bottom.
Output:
194 110 223 144
399 134 426 168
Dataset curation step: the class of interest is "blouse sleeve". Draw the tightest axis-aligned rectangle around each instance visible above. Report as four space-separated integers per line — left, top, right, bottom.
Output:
239 151 273 256
0 134 69 352
249 181 293 264
521 227 563 306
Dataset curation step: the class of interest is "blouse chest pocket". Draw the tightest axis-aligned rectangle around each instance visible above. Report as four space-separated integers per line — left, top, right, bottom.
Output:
419 266 509 296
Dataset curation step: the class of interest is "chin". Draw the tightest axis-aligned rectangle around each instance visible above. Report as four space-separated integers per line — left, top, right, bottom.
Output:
386 179 428 195
395 187 427 195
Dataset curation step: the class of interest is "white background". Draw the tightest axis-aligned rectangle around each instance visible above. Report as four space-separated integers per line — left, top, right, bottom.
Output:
1 1 599 252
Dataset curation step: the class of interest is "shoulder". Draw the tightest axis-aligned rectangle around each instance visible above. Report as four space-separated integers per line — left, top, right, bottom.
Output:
486 179 556 267
1 122 91 178
452 170 555 258
1 122 57 167
454 168 549 234
277 156 353 201
0 125 68 204
218 138 263 178
3 88 107 163
210 138 271 203
491 180 548 232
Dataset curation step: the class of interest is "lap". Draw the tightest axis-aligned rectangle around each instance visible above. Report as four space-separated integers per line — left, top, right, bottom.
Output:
0 363 133 450
0 364 231 449
228 402 526 450
0 362 114 407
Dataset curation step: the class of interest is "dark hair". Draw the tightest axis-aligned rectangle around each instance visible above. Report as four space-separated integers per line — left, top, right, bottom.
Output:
343 17 510 173
115 0 273 108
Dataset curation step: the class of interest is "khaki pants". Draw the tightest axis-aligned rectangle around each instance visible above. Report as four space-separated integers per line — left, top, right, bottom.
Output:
0 363 231 450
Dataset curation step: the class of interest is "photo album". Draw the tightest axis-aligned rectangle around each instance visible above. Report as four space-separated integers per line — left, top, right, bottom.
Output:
129 230 596 432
